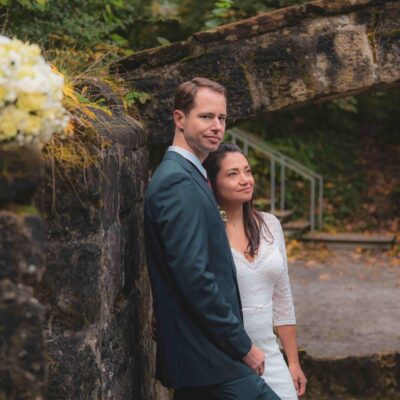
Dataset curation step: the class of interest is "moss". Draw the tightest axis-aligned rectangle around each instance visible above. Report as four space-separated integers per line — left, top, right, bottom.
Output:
367 11 380 64
6 204 40 216
378 29 400 38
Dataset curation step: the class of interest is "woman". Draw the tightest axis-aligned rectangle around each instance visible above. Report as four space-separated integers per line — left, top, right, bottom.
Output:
203 143 307 399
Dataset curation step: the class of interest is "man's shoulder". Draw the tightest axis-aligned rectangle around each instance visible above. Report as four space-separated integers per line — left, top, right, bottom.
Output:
146 157 194 199
151 157 191 184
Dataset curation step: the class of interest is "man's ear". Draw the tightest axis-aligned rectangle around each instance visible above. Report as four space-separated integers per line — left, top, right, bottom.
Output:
174 109 185 131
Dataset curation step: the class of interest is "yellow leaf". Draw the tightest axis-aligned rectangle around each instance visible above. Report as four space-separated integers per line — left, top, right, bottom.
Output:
81 107 97 120
63 121 75 136
63 84 79 102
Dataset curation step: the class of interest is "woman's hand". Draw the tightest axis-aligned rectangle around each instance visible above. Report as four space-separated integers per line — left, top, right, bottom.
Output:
289 363 307 396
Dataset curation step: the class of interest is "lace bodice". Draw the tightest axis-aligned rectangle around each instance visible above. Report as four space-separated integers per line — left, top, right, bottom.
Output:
231 212 296 326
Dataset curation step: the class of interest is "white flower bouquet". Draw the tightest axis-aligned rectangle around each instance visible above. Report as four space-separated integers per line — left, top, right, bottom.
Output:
0 35 69 146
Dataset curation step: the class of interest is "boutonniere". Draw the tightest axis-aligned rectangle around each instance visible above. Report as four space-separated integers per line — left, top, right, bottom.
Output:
219 207 227 223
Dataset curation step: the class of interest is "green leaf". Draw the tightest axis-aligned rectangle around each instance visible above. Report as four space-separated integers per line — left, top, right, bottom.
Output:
156 36 171 46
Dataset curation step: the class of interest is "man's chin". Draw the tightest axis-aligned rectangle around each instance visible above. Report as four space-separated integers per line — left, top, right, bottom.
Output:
207 143 221 153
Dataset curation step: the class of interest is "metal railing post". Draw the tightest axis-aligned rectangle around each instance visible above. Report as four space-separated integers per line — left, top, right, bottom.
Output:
270 158 276 214
319 176 323 230
310 178 315 232
280 159 285 211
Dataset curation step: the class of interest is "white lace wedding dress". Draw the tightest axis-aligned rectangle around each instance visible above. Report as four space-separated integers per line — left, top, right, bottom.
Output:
231 212 298 400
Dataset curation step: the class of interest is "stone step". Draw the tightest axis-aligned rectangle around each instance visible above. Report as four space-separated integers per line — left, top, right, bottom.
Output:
301 232 396 250
283 219 311 238
271 209 294 223
297 350 399 399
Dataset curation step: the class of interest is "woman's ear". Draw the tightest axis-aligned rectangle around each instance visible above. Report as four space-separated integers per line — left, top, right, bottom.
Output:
174 109 185 132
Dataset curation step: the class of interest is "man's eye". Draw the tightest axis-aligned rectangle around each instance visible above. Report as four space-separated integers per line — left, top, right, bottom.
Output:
219 116 227 122
201 115 212 119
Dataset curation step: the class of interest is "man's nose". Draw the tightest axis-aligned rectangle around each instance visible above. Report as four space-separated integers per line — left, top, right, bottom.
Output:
211 117 223 130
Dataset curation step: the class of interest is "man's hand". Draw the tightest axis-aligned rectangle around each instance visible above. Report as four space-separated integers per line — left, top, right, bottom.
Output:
242 344 265 376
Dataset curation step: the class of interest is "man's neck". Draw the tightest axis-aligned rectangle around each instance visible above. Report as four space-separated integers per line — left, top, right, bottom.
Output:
172 137 208 162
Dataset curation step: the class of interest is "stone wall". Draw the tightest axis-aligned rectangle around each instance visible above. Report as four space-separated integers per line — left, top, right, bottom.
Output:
0 145 47 399
31 80 156 399
110 0 400 144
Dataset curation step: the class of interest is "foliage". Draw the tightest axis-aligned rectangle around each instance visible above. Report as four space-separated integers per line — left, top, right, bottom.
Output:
240 89 400 231
0 0 46 10
0 0 313 52
0 0 142 49
204 0 235 29
124 91 151 106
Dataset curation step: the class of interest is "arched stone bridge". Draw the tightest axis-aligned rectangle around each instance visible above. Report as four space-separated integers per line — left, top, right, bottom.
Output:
111 0 400 144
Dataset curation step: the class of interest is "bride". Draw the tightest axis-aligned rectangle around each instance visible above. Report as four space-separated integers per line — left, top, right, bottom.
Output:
203 143 307 399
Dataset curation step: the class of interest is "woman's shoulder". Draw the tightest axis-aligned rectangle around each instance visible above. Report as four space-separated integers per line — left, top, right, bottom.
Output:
258 212 284 240
259 211 281 226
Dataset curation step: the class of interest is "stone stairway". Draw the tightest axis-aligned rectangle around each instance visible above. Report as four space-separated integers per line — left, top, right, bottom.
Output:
267 207 311 238
269 207 396 250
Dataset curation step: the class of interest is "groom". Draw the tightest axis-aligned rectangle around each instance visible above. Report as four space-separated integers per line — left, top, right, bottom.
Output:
144 77 280 399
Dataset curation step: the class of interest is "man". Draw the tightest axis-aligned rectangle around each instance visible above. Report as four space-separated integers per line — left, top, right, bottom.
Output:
144 77 280 399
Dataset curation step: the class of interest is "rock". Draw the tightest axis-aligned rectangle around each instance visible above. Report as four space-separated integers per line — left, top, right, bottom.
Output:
0 144 44 204
33 80 154 399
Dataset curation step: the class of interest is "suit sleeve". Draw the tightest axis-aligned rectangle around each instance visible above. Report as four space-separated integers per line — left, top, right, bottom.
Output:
149 172 252 359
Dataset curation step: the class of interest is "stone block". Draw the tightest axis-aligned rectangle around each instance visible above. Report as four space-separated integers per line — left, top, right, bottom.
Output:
0 279 46 400
46 331 101 400
0 211 45 286
38 242 101 333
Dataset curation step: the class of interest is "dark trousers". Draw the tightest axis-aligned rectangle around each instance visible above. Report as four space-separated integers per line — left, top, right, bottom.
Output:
174 373 281 400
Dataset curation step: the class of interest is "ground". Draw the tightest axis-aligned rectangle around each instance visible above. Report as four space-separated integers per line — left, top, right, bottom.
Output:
289 244 400 358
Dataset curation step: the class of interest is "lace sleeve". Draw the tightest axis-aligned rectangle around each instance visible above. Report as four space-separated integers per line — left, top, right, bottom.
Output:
266 214 296 326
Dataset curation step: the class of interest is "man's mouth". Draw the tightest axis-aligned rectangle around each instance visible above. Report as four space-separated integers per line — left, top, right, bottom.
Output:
205 136 220 144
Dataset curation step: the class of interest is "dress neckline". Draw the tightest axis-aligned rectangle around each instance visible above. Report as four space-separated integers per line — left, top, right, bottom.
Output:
231 239 278 267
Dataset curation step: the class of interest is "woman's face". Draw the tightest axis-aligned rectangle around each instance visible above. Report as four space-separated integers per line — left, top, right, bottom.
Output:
215 151 255 206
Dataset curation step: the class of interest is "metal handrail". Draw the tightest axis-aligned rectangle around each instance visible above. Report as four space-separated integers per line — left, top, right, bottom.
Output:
227 127 323 231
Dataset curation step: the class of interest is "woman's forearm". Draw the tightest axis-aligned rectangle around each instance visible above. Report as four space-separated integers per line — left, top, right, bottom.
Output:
275 325 300 366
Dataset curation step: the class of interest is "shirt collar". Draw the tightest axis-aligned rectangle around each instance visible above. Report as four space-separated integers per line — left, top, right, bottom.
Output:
167 146 208 180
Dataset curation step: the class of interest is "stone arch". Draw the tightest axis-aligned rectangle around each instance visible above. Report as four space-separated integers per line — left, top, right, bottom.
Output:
110 0 400 144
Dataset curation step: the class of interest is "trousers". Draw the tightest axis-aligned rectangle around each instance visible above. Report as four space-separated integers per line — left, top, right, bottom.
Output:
174 373 281 400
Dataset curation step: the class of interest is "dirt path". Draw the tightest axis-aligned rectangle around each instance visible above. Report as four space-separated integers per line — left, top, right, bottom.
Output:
288 246 400 358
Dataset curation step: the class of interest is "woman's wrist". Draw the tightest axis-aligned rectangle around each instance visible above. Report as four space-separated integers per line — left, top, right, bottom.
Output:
287 358 301 368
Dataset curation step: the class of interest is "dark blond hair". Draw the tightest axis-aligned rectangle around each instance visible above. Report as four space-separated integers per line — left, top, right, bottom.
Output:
174 77 227 115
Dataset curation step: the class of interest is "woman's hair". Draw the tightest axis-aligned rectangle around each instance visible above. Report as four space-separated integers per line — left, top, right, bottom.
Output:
203 143 273 257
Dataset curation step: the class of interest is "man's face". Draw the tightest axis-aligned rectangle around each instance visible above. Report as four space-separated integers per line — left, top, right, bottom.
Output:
174 87 227 161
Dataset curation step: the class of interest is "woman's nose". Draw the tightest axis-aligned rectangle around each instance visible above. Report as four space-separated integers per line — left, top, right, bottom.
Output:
240 173 250 184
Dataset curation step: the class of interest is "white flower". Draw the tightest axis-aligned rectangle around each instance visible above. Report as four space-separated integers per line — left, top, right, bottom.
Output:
0 35 69 146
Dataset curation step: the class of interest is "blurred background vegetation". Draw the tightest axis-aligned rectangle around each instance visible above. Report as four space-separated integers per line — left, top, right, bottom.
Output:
1 0 398 232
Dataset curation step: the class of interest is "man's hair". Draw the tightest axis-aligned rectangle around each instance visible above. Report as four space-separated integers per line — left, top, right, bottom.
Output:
174 77 227 115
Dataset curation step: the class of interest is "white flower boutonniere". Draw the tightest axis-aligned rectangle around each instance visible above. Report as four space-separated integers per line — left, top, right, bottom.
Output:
0 35 69 147
219 207 227 223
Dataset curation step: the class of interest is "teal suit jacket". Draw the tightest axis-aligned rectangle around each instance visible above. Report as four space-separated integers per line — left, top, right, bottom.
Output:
144 151 252 389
